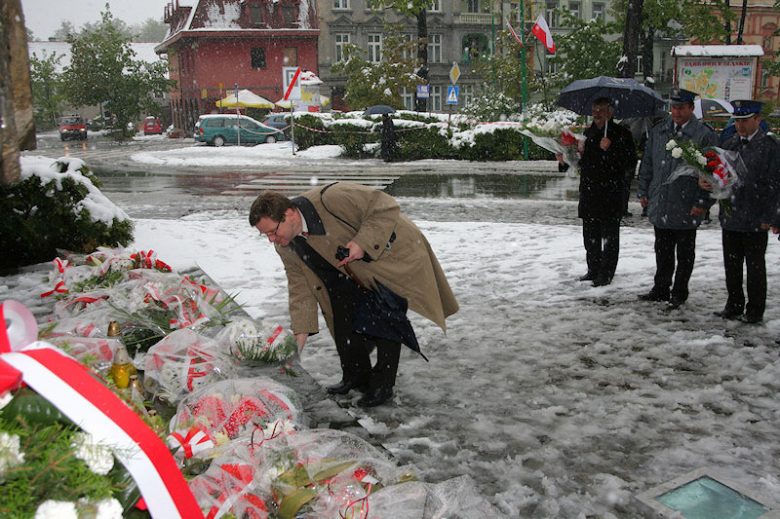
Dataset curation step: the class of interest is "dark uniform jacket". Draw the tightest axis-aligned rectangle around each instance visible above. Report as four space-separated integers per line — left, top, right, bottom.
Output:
720 131 780 232
577 120 637 219
638 118 718 230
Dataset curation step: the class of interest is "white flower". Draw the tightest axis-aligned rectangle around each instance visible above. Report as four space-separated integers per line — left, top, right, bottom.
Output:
665 139 677 151
671 147 683 159
0 432 25 481
695 152 707 166
71 432 114 475
95 498 124 519
34 500 78 519
264 419 295 438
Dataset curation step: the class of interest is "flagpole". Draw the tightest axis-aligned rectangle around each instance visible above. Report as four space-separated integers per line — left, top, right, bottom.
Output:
521 0 528 160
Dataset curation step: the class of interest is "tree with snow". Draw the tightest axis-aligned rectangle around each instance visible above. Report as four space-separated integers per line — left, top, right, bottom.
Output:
63 6 171 139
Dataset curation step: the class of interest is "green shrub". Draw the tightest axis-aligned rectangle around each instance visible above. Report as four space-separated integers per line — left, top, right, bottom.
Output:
0 159 134 270
396 126 455 161
291 114 329 150
331 122 378 158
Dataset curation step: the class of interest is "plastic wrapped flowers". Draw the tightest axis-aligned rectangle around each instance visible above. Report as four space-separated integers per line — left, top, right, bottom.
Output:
216 318 299 366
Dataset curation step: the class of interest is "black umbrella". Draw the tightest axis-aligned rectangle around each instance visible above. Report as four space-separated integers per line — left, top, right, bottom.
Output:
557 76 665 119
363 105 396 116
345 265 426 360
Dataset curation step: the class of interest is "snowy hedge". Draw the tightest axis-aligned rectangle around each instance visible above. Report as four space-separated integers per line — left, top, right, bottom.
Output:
0 157 134 270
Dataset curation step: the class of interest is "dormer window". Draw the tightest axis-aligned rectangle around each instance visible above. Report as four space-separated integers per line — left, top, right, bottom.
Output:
281 5 296 26
249 5 264 25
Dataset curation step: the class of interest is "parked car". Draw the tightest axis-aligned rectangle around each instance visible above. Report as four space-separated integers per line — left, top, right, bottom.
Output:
143 116 163 135
58 115 87 141
263 114 289 139
195 114 282 146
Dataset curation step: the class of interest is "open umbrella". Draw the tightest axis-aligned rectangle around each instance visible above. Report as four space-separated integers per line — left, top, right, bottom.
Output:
363 105 396 116
694 98 733 119
557 76 665 119
216 89 275 109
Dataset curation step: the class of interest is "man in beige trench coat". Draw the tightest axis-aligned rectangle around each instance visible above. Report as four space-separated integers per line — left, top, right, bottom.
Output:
249 182 459 407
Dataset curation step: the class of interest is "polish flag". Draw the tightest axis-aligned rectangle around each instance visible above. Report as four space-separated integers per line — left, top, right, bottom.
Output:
506 20 523 47
531 15 556 53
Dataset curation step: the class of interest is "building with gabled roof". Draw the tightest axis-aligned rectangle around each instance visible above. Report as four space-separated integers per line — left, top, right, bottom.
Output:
156 0 319 133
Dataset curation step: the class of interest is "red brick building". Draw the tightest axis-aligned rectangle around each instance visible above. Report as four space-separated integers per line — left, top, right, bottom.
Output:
156 0 319 132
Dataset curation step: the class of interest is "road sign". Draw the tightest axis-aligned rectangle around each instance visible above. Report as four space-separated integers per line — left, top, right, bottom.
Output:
283 67 302 101
416 84 430 99
449 62 461 85
447 86 459 105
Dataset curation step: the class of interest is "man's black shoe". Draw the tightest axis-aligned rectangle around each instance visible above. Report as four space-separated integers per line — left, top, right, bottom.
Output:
592 276 611 287
326 379 369 395
638 291 669 302
357 387 393 407
667 296 685 309
714 309 742 320
579 272 597 281
739 314 763 324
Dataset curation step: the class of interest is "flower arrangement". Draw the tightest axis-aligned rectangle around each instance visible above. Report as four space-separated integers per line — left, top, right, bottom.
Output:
666 138 743 215
520 121 585 170
217 318 299 367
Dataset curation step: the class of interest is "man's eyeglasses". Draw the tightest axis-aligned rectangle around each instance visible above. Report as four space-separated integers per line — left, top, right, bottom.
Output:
261 219 282 238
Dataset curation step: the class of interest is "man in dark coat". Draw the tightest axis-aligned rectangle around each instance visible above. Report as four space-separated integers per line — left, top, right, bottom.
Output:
380 114 397 162
637 88 718 308
701 100 780 324
558 97 637 286
249 183 458 407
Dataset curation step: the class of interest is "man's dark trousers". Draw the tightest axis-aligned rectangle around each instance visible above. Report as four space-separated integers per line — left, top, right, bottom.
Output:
653 227 697 301
583 217 620 280
722 229 768 319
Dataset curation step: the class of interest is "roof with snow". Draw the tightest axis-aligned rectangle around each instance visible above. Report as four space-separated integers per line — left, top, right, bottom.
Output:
672 45 764 57
157 0 318 53
28 41 164 73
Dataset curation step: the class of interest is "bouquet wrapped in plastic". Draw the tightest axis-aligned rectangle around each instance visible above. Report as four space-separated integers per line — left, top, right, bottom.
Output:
142 328 231 403
520 121 585 170
168 378 302 462
216 318 299 366
666 139 745 214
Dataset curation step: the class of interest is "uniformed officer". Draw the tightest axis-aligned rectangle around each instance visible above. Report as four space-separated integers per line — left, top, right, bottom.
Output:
701 99 780 324
637 88 718 308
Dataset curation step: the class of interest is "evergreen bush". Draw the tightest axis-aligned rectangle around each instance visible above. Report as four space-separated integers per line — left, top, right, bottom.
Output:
0 159 134 271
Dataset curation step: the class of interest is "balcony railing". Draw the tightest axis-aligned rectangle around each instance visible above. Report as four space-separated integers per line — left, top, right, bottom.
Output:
456 13 499 25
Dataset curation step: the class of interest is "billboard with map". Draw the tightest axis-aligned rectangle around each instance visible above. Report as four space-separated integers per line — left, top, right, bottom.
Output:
676 56 758 101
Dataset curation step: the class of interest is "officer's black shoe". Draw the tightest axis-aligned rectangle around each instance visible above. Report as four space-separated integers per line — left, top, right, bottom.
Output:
327 379 369 395
714 309 743 320
579 272 597 281
357 387 393 407
739 314 763 325
638 291 669 302
592 276 611 287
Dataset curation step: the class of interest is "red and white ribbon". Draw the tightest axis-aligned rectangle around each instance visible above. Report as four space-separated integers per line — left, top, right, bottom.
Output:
40 280 68 298
168 425 215 459
0 300 204 518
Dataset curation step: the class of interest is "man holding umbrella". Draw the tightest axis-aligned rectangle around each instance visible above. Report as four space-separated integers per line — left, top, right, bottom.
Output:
249 183 458 407
637 88 718 308
557 97 637 286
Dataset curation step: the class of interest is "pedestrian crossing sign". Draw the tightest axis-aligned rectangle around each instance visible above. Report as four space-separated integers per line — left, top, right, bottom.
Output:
447 86 459 105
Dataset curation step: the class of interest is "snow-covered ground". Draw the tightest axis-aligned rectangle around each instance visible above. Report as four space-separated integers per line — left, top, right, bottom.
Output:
6 151 780 517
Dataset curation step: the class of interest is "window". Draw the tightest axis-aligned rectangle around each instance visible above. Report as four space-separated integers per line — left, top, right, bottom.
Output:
545 60 559 74
428 0 441 11
368 33 382 63
593 2 604 20
401 87 414 110
251 47 266 69
333 0 350 8
761 69 770 88
205 118 225 127
282 5 296 26
335 33 351 62
568 1 580 19
460 84 474 107
466 0 480 13
249 5 264 25
431 85 442 111
401 33 413 60
636 54 643 74
283 47 298 67
462 33 488 62
545 2 558 28
428 34 442 63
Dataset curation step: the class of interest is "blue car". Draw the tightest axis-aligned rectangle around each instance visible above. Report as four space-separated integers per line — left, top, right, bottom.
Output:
195 114 282 146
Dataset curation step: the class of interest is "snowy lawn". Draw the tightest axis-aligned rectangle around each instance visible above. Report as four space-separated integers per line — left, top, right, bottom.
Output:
120 198 780 518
